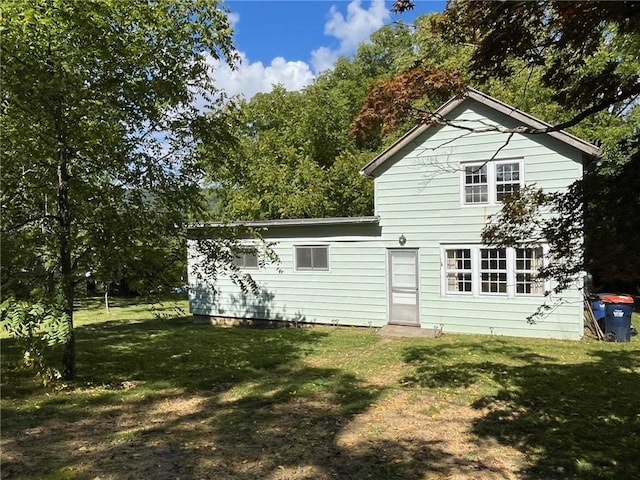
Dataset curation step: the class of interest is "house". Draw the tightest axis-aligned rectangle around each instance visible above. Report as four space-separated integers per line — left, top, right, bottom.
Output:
188 88 599 340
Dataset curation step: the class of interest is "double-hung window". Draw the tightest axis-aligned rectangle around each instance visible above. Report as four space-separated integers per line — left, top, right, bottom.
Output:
295 245 329 271
480 248 507 294
495 162 521 202
445 249 473 293
443 245 545 297
464 164 488 204
515 247 544 295
462 159 523 206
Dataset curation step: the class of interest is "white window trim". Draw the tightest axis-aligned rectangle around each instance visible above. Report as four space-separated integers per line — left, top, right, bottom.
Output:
441 244 547 298
444 248 474 296
294 245 330 272
460 158 524 207
514 246 546 297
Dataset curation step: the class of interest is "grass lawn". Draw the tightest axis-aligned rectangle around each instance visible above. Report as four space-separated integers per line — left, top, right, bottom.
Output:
2 297 639 480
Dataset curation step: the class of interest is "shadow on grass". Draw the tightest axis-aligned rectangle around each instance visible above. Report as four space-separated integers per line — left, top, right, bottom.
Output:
2 316 521 480
401 340 640 480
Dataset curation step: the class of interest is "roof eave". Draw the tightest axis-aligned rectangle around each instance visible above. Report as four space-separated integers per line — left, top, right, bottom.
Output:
188 215 380 230
360 87 600 177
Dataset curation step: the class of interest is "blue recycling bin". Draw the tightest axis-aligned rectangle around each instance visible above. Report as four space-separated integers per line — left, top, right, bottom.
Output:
591 298 606 331
601 294 635 342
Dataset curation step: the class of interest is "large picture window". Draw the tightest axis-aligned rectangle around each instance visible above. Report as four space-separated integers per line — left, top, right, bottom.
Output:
462 159 523 205
295 246 329 271
442 245 545 297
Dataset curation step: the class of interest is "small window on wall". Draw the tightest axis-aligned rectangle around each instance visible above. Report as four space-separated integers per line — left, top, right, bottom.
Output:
295 246 329 271
233 252 259 269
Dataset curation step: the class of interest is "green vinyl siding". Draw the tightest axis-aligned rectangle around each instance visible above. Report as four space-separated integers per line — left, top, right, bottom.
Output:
189 232 389 327
373 101 584 340
188 95 588 340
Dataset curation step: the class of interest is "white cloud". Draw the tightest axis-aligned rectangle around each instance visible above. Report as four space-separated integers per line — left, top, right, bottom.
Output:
312 0 390 73
205 0 390 101
207 51 315 101
227 10 240 29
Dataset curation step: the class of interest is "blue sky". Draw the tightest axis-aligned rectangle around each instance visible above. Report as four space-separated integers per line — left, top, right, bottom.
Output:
210 0 446 100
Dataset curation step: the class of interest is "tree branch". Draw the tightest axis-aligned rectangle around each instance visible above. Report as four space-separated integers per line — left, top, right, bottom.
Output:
416 81 640 136
2 215 59 233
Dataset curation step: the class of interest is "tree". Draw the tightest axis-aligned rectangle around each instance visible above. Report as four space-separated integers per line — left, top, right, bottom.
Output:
349 12 479 149
391 1 640 134
434 1 640 114
203 21 431 221
202 86 331 220
203 77 375 220
389 0 640 293
349 64 466 149
1 0 236 379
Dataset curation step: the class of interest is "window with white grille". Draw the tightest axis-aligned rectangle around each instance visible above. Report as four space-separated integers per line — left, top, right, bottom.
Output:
462 159 523 205
442 245 545 297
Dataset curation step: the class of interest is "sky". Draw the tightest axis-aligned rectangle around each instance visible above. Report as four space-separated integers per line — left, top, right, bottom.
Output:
209 0 446 100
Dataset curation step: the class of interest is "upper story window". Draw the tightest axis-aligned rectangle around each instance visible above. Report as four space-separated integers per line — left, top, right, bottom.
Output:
464 165 488 204
295 245 329 271
495 162 521 201
233 251 258 269
462 159 523 206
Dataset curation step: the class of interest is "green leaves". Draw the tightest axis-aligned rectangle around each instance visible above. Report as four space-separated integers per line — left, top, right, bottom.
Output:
1 0 238 377
1 297 71 382
434 0 640 115
1 298 70 347
202 83 374 220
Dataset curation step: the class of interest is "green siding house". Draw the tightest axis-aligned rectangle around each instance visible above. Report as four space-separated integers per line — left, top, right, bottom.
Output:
188 88 599 340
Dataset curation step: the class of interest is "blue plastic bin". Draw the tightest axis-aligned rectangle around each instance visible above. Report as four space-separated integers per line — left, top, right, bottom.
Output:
601 294 635 342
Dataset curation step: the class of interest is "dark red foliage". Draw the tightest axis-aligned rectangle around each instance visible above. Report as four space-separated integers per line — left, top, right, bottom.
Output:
349 66 465 148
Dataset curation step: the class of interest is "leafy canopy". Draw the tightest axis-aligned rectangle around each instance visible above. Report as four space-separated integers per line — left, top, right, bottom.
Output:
1 0 238 378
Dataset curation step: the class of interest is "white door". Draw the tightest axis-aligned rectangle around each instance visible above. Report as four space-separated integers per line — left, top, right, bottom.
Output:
388 249 419 325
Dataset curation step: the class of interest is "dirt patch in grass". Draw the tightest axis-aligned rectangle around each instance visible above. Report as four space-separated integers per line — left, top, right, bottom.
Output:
2 384 526 480
337 390 524 479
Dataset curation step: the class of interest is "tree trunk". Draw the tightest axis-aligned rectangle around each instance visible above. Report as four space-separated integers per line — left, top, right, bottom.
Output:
58 143 75 380
104 287 110 314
